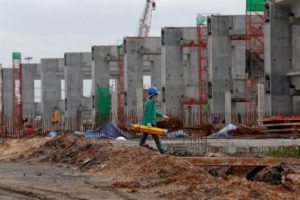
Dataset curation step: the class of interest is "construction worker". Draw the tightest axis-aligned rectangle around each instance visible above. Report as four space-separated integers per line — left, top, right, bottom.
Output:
140 86 168 154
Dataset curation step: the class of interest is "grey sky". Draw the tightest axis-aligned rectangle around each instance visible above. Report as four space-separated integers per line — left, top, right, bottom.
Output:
0 0 245 67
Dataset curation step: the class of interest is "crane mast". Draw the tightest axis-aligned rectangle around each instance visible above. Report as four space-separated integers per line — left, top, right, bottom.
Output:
138 0 156 37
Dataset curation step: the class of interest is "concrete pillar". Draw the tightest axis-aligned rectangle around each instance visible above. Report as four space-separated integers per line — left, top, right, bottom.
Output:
290 2 300 113
124 37 144 114
225 91 232 123
265 2 293 114
208 16 247 114
143 37 162 112
183 47 199 103
208 16 233 113
294 97 300 113
161 28 185 114
41 58 63 116
64 53 91 120
22 64 39 117
91 46 115 117
2 68 13 119
257 82 265 125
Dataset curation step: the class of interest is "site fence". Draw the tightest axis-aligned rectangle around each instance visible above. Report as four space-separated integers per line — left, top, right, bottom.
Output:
0 111 298 139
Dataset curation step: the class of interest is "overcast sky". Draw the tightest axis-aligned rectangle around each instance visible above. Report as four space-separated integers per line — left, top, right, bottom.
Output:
0 0 245 67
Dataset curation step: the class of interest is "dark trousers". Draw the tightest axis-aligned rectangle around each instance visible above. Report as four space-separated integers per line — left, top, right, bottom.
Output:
139 133 164 154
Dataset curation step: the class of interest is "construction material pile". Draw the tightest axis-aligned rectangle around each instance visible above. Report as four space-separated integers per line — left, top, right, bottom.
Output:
236 125 264 136
156 117 184 131
27 133 114 171
0 137 47 160
18 134 300 199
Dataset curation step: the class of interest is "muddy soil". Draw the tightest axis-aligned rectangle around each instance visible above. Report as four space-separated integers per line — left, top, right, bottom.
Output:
0 134 300 200
0 161 130 200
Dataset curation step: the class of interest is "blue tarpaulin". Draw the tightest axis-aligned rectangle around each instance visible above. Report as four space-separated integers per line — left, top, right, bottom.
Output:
75 123 131 139
47 131 57 138
208 124 237 138
75 124 187 139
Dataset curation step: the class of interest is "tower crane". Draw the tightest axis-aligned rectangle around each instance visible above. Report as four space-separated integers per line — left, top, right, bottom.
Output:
138 0 156 37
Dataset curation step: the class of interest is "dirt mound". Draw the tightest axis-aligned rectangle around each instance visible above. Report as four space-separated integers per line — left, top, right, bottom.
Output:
27 133 114 171
101 145 299 200
0 137 48 160
17 134 300 199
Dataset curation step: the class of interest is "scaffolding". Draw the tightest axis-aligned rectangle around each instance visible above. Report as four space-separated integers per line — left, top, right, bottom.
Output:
245 0 265 112
181 16 208 124
117 44 125 126
197 15 208 124
12 52 23 136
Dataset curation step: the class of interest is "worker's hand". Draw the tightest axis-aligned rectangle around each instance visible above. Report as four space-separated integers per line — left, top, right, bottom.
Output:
163 115 169 119
147 123 152 127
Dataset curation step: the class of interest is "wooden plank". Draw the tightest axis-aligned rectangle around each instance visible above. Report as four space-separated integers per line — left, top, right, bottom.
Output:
263 128 300 133
261 123 300 127
260 119 300 123
182 157 300 166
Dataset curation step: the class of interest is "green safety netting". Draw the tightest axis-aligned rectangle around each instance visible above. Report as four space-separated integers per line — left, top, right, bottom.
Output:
116 44 123 55
201 104 209 112
246 0 265 11
12 52 21 60
196 15 207 25
97 87 110 126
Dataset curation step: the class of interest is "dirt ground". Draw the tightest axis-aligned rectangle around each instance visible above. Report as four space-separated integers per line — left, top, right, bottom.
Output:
0 134 300 200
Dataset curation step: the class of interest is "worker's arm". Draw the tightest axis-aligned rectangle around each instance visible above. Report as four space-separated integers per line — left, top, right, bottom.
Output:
155 111 163 118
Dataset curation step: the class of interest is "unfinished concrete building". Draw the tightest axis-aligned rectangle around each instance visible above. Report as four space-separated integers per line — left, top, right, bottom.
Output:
22 63 41 117
91 45 119 123
263 0 300 114
40 58 64 118
161 27 205 119
2 64 41 120
2 68 12 119
64 52 92 128
207 15 247 118
123 37 162 116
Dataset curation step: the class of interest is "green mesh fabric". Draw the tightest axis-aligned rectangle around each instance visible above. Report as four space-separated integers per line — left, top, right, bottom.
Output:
246 0 265 11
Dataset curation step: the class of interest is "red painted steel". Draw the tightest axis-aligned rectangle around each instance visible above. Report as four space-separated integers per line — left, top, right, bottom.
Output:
12 57 23 136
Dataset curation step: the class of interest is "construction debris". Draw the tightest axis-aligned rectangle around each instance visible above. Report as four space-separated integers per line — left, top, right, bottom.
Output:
262 116 300 134
156 117 184 132
0 134 294 199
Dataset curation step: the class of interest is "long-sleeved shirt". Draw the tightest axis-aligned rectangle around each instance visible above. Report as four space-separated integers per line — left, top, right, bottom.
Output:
141 98 163 126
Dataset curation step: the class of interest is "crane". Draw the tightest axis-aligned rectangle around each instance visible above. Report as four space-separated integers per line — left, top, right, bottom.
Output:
138 0 156 37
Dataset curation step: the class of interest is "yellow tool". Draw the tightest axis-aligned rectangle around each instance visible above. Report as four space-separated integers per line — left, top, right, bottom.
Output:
51 111 61 124
130 124 168 135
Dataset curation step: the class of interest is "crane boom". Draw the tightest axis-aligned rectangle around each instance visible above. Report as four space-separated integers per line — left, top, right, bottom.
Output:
138 0 156 37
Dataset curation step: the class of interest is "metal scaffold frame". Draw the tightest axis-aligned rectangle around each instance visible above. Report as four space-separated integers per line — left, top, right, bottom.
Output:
245 0 265 113
180 18 208 124
12 52 23 136
197 24 208 124
117 45 125 126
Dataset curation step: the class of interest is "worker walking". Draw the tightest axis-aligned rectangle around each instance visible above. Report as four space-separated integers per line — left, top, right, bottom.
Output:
140 86 168 154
